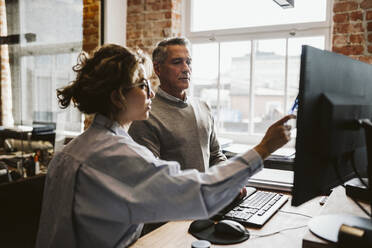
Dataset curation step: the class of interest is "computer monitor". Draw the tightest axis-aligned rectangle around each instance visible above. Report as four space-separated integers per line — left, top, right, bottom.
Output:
292 45 372 242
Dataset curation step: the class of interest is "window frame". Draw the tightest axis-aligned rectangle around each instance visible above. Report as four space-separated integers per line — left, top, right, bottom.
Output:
6 0 84 132
183 0 334 146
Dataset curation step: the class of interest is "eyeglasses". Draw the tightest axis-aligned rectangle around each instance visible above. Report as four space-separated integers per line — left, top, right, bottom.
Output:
129 79 152 98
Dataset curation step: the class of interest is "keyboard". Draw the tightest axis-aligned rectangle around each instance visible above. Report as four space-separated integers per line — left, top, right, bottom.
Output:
222 187 289 227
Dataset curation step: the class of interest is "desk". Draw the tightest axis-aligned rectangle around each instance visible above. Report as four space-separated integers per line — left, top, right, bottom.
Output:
132 186 370 247
303 186 371 248
132 193 324 248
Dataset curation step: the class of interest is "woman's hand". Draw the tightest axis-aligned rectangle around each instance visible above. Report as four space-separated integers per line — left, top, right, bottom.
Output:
254 114 296 160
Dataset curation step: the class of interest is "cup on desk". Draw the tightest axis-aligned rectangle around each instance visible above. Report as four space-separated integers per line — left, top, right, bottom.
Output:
191 240 211 248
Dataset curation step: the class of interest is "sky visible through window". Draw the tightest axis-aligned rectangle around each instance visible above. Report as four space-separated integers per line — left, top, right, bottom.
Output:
191 0 326 32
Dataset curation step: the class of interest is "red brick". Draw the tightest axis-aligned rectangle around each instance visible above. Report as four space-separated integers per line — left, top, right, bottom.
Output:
368 22 372 31
334 23 364 34
158 20 172 28
164 11 172 19
127 31 142 40
350 11 363 21
333 45 365 55
334 23 348 34
83 44 98 53
333 35 348 46
349 23 364 33
90 3 99 12
148 3 161 11
143 30 153 38
350 34 365 44
83 11 95 19
369 33 372 42
83 28 98 36
369 45 372 53
127 23 136 31
367 10 372 20
334 13 348 23
92 19 99 28
128 4 144 13
83 22 90 29
133 39 145 47
145 12 163 21
128 0 143 6
334 1 359 13
162 2 172 10
136 23 145 30
361 0 372 9
127 14 145 23
126 40 135 47
358 55 372 64
144 39 155 47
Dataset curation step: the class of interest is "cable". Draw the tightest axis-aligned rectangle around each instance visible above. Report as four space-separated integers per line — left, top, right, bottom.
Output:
278 210 312 218
346 189 371 217
250 225 307 238
332 156 371 217
351 152 369 188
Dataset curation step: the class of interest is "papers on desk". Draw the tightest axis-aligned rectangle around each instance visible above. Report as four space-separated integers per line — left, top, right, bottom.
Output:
223 143 253 157
223 144 295 158
247 168 294 192
218 137 233 149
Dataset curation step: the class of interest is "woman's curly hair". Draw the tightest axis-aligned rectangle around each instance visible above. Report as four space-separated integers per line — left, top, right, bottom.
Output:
57 44 151 120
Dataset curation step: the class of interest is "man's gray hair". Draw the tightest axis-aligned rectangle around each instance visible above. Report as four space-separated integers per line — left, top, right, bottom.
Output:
152 37 190 64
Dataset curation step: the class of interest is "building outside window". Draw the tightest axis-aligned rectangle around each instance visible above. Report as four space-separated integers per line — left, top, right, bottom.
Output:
185 0 332 145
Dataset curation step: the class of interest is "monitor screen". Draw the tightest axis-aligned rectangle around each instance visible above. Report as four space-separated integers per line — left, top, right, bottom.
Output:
292 45 372 207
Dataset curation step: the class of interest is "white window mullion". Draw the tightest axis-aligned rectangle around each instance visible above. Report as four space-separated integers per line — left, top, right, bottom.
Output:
249 40 255 134
284 37 289 114
216 42 221 133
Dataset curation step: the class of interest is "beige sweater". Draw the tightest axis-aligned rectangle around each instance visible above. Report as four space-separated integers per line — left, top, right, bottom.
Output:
129 89 226 172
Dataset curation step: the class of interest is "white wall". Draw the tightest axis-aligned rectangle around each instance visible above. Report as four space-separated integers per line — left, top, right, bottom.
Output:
103 0 127 46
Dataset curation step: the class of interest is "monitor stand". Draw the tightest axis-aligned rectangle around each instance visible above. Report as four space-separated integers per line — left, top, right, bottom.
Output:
308 119 372 244
345 178 369 202
308 214 372 243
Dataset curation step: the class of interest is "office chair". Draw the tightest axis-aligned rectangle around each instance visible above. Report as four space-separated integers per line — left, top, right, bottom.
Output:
0 174 45 247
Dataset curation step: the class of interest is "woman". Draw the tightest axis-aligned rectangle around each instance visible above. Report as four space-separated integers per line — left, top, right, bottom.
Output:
36 44 293 248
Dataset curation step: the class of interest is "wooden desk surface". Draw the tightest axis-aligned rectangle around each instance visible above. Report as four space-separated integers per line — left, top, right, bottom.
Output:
302 186 371 248
132 194 324 248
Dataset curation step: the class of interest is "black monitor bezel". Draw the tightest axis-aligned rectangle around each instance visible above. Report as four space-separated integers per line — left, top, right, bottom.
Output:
292 45 372 207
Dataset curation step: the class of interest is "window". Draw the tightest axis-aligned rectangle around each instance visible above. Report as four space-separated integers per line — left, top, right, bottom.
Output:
190 0 327 32
185 0 332 145
3 0 83 132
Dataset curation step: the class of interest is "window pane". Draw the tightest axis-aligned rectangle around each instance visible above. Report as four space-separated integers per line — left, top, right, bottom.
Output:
254 39 286 134
21 0 83 45
191 43 219 112
20 52 81 131
191 0 327 32
219 41 251 133
287 36 325 110
5 0 83 132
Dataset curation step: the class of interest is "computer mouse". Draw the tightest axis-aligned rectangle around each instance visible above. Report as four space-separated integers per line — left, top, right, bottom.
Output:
214 219 249 238
189 219 215 233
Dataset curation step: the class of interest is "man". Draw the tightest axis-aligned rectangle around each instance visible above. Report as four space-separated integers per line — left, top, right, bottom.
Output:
129 37 226 172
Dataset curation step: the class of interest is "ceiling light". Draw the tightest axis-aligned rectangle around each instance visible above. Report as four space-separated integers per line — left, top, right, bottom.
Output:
273 0 294 9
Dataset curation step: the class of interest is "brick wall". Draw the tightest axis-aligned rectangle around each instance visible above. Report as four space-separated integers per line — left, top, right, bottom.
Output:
332 0 372 64
126 0 182 54
83 0 101 53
